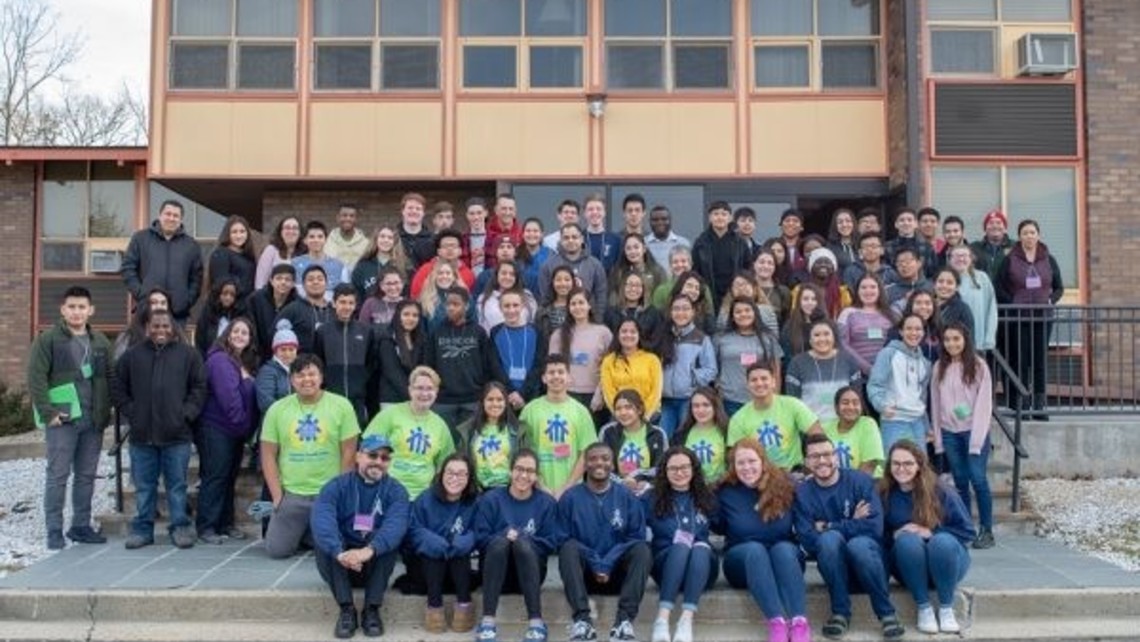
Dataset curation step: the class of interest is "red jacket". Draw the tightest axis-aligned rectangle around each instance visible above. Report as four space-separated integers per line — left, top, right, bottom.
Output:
486 218 523 270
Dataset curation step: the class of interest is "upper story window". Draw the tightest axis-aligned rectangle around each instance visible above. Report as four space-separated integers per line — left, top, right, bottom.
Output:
41 162 137 274
750 0 880 91
313 0 441 91
459 0 588 90
604 0 733 91
927 0 1072 77
169 0 298 91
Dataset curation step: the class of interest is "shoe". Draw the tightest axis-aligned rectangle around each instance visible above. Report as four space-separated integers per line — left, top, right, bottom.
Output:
171 525 196 549
610 619 637 642
452 602 476 633
476 621 499 642
972 528 995 550
768 617 789 642
425 605 446 633
124 533 153 549
790 616 812 642
880 615 904 640
361 605 383 637
672 616 692 642
198 530 225 545
224 526 247 540
821 614 848 640
569 619 598 642
651 618 670 642
334 605 358 639
47 530 66 550
66 526 107 544
916 605 937 634
938 607 960 634
524 622 548 642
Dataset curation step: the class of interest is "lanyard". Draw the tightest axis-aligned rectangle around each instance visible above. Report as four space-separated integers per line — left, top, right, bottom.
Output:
503 326 531 374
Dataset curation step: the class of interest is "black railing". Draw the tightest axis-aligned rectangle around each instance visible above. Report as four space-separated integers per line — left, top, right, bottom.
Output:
108 409 128 513
989 349 1029 513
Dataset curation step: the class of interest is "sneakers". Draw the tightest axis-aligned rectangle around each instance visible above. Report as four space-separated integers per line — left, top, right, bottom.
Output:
452 602 476 633
972 528 995 550
938 607 960 633
171 525 196 549
672 616 693 642
198 530 225 545
476 621 499 642
334 605 358 639
224 526 247 540
822 614 848 640
569 619 598 642
361 605 383 637
768 617 789 642
66 526 107 544
790 616 812 642
916 605 938 634
610 619 637 642
124 533 153 549
47 530 66 550
651 618 670 642
880 615 905 640
424 605 446 633
524 622 548 642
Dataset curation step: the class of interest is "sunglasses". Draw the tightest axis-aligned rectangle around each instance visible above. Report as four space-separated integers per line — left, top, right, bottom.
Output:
364 451 391 461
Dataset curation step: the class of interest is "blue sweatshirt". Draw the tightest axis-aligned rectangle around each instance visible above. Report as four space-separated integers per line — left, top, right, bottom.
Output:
473 486 561 557
712 482 796 550
641 489 712 557
409 488 479 560
883 485 976 548
558 482 646 574
792 469 883 556
310 471 410 558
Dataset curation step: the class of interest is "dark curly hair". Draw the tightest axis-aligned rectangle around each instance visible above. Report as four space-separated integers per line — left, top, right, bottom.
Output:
652 446 717 519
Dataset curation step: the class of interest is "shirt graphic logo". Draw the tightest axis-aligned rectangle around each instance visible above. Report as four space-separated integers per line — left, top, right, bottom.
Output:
610 508 624 530
478 435 502 459
406 426 431 455
691 440 715 464
835 441 853 469
295 413 321 442
524 518 536 535
450 516 464 535
757 420 782 449
545 414 569 443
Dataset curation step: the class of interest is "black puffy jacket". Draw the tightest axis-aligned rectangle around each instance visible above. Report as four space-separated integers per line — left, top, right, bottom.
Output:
121 221 204 320
113 339 207 446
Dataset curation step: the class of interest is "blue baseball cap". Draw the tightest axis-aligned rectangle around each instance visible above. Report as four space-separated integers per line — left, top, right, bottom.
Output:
359 435 392 453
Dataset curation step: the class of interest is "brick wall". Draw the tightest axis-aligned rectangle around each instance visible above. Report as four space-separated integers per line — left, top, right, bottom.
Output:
261 187 494 235
0 164 36 387
886 0 909 190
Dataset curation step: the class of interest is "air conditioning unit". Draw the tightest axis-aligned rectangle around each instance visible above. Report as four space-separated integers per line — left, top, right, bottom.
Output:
90 250 123 274
1017 33 1078 76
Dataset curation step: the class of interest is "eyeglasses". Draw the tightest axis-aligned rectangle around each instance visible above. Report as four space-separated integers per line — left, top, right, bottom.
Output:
443 470 470 479
666 464 692 474
890 461 918 469
512 466 537 476
365 452 391 461
806 451 835 461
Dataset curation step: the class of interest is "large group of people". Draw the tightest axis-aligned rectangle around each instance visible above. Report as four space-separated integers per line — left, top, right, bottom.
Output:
28 192 1065 642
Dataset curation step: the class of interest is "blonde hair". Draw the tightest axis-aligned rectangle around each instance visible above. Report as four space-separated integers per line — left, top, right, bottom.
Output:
419 261 465 319
409 365 441 388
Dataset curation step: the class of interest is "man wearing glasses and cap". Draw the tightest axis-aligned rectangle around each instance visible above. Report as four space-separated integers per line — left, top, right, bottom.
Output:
311 433 410 639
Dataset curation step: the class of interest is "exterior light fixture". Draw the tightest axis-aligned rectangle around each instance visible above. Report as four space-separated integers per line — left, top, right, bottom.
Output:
586 93 607 119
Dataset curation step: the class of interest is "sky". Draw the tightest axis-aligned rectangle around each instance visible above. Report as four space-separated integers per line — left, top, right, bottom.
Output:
51 0 151 98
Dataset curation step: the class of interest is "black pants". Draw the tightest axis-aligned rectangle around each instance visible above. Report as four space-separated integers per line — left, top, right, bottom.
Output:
479 537 548 619
315 548 398 608
1006 317 1052 402
422 555 474 607
196 426 244 534
559 539 652 624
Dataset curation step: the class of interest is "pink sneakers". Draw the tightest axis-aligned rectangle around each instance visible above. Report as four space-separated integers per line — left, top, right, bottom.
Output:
790 616 812 642
768 617 789 642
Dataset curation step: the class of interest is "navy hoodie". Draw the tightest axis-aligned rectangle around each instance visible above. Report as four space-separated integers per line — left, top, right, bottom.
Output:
473 486 561 557
640 489 713 557
883 485 976 548
792 469 883 557
310 471 410 557
409 488 479 559
425 320 503 404
558 482 646 574
712 482 796 550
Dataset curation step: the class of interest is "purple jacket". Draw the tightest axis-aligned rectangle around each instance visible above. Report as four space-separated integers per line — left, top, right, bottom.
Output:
200 347 257 439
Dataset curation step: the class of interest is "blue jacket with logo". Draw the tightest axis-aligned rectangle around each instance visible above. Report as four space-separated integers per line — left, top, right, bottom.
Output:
310 471 410 557
408 487 479 560
558 482 646 574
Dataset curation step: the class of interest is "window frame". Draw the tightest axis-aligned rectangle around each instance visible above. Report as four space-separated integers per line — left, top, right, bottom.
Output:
458 0 587 92
925 0 1075 78
928 27 999 77
40 162 141 277
168 0 298 92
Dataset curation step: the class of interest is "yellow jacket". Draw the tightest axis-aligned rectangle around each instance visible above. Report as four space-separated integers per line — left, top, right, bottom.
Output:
600 349 663 418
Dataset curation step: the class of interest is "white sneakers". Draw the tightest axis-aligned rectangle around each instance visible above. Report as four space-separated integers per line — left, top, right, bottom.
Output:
651 619 670 642
917 605 961 635
938 607 961 633
916 605 939 634
672 616 693 642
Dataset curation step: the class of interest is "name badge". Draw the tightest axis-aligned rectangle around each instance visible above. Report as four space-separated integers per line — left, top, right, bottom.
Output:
553 443 572 459
81 363 94 379
1026 274 1042 289
867 327 883 340
620 460 638 475
509 366 527 381
353 513 373 533
673 530 695 547
740 352 757 367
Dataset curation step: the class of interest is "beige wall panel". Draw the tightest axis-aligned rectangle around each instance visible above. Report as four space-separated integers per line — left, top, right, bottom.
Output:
310 103 443 176
164 102 297 175
164 102 232 174
230 103 298 175
750 100 886 174
456 102 588 176
603 103 735 175
1000 25 1074 79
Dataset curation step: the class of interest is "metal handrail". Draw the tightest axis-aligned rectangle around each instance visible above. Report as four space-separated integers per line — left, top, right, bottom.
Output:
989 348 1029 513
107 409 129 513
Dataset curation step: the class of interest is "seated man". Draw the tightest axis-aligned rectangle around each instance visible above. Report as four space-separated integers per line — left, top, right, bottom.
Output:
558 443 652 642
311 434 410 639
793 433 904 640
260 354 360 559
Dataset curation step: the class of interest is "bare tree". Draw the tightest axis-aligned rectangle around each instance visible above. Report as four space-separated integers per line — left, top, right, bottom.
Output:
0 0 82 145
49 83 147 146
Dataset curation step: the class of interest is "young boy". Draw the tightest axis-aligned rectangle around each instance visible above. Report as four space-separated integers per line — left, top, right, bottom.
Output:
28 286 115 549
691 201 751 309
519 355 596 499
314 283 377 426
292 221 348 299
727 361 822 471
425 286 498 435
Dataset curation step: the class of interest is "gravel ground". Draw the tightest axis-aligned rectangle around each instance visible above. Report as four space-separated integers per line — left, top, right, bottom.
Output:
1024 478 1140 572
0 454 116 576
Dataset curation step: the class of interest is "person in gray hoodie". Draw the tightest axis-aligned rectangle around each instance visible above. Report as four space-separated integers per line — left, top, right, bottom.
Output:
867 314 931 454
658 293 718 439
537 223 609 314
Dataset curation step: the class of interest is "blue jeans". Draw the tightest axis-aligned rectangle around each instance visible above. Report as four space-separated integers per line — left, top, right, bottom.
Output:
659 397 689 440
722 541 806 620
815 531 895 619
880 417 928 454
890 532 970 607
941 431 993 529
652 543 718 612
196 425 245 535
129 442 192 537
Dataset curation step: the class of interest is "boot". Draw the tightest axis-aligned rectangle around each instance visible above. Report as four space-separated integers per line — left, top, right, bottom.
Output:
424 605 446 633
452 602 476 633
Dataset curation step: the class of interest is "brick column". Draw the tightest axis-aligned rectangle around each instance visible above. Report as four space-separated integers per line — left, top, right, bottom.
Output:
0 164 37 387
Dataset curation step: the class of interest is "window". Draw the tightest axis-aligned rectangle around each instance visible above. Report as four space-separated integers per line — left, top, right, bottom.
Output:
928 0 1071 23
605 0 732 91
927 1 1071 76
148 183 228 240
930 29 997 74
459 0 586 89
41 163 138 274
312 0 441 91
169 0 297 90
927 0 996 21
750 0 881 91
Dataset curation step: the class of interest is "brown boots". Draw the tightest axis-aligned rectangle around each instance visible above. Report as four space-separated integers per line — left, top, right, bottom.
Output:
424 603 475 633
424 606 446 633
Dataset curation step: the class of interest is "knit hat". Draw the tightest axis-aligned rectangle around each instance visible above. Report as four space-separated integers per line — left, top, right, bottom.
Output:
495 235 516 248
272 319 299 351
270 263 296 278
982 209 1008 231
780 209 803 223
808 247 838 272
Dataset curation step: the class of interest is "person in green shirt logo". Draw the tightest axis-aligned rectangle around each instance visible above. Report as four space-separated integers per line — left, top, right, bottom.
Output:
459 382 524 489
598 389 667 496
519 354 596 499
821 386 885 478
673 387 730 485
727 361 823 471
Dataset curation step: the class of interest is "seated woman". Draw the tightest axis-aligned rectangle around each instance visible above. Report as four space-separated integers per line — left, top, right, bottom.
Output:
460 382 524 490
821 386 885 478
598 390 668 496
408 454 480 634
712 438 811 642
599 319 663 421
880 441 975 635
671 387 730 486
643 446 719 642
473 448 561 642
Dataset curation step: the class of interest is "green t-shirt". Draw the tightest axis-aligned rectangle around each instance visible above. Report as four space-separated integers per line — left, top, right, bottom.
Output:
260 392 361 496
616 425 651 477
364 402 455 499
684 424 727 483
822 416 886 478
470 423 515 489
727 396 819 469
520 395 596 491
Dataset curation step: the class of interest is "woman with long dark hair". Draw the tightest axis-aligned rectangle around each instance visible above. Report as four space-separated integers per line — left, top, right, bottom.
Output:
784 318 863 423
517 218 553 294
608 233 668 308
477 260 537 333
549 288 612 426
932 267 975 335
643 446 719 642
672 387 730 485
780 282 826 364
460 382 524 489
869 314 932 454
351 225 412 301
598 389 668 495
837 274 896 376
208 215 258 298
599 319 663 420
753 248 792 324
603 271 665 350
194 276 245 359
255 216 305 289
822 386 885 478
376 300 427 409
534 265 575 340
658 293 717 439
716 298 784 416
